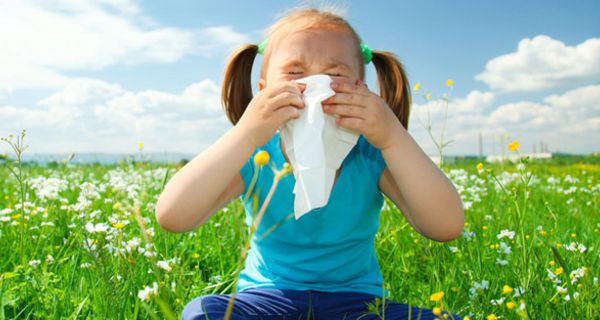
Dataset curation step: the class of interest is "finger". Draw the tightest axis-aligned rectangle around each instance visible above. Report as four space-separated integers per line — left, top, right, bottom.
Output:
330 80 370 95
324 104 367 119
323 92 369 107
266 82 304 98
275 105 301 123
335 117 363 131
270 91 304 111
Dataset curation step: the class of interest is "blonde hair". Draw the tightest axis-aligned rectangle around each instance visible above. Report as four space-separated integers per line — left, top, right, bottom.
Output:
221 7 411 130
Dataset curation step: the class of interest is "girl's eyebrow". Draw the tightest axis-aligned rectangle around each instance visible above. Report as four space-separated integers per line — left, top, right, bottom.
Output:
281 59 351 71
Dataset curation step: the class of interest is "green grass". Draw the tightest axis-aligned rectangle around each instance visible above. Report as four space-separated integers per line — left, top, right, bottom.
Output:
0 155 598 319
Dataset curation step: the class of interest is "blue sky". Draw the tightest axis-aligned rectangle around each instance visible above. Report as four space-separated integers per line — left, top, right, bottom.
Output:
1 0 599 156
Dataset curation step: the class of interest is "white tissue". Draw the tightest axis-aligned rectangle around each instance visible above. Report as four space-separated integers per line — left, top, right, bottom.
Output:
280 74 360 219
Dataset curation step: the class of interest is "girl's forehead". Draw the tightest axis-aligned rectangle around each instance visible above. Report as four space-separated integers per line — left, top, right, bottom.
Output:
270 29 359 63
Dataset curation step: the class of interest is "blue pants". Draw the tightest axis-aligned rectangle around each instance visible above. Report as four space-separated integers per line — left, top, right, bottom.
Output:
181 288 462 320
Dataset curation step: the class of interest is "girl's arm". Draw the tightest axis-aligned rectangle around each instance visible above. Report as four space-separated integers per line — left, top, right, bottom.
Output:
155 81 305 233
155 125 253 233
378 124 464 242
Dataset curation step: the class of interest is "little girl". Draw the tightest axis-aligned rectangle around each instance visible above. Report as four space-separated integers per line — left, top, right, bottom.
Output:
156 7 464 320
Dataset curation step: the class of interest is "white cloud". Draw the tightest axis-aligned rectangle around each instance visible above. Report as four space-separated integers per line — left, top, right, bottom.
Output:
0 1 250 91
0 78 232 154
409 85 600 155
475 35 600 92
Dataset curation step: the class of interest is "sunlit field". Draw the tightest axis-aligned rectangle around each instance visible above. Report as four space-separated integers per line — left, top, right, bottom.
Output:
1 137 598 319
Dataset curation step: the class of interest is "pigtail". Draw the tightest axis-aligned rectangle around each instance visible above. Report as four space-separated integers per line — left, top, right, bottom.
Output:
221 44 258 125
371 50 411 130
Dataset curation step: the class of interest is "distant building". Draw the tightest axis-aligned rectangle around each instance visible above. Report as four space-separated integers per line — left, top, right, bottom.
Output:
485 152 553 163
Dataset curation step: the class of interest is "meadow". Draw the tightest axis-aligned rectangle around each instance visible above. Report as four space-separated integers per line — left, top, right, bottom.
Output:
0 133 598 319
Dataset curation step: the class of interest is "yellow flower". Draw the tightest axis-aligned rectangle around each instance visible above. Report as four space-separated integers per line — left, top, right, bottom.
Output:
464 317 471 320
554 267 564 275
549 260 555 267
414 83 421 92
571 233 576 238
432 307 442 316
426 93 432 100
137 141 144 151
506 301 516 309
502 285 513 295
445 79 454 87
112 223 125 229
192 253 200 259
254 150 270 166
508 141 520 152
429 291 444 302
476 162 484 173
486 314 497 320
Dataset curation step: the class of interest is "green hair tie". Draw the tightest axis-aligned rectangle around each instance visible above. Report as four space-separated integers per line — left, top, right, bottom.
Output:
257 40 267 55
256 39 373 64
360 43 373 64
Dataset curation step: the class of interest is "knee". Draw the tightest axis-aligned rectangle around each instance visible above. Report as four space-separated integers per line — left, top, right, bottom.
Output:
181 294 227 320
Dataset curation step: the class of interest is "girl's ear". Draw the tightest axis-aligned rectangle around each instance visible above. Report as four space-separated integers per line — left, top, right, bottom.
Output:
258 78 266 91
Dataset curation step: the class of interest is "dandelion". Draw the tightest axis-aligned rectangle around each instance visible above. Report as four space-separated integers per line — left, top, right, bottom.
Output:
430 291 444 302
554 267 564 275
414 83 421 92
254 150 270 166
476 162 484 173
137 141 144 151
486 314 498 320
506 301 516 309
432 307 442 316
508 141 520 152
445 79 454 87
502 285 513 295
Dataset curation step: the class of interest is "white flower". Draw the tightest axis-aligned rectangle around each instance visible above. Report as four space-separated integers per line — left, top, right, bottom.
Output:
496 258 508 266
490 297 505 306
28 260 41 268
157 260 172 272
497 229 515 240
516 163 526 171
497 242 512 255
594 277 598 286
513 287 525 298
556 286 567 294
137 282 159 301
46 255 54 264
80 262 92 268
462 229 475 241
564 242 587 253
448 246 460 253
126 237 141 252
85 222 109 233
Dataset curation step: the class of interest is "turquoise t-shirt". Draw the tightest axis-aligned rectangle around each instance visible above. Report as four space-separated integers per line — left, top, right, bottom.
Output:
236 130 389 298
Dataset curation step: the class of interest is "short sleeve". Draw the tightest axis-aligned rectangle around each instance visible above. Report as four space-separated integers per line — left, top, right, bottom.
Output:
357 136 387 183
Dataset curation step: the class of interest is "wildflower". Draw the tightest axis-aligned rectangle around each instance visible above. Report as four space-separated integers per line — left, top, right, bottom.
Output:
430 291 444 302
497 229 515 240
445 79 454 87
254 150 270 166
490 297 504 305
112 223 125 229
448 246 459 253
414 83 421 92
46 255 54 264
157 260 172 271
28 260 41 268
508 141 520 152
506 301 516 309
502 285 513 294
137 141 144 151
554 267 564 275
432 307 442 316
476 162 484 173
426 93 432 100
137 282 158 301
486 314 497 320
85 222 109 233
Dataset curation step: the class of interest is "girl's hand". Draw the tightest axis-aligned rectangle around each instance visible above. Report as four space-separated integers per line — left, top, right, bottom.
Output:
322 80 402 150
237 82 305 149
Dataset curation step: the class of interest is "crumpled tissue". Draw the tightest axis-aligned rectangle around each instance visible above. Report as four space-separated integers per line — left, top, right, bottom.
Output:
280 74 360 220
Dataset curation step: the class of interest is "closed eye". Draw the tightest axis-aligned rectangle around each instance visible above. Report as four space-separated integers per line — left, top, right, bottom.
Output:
287 71 303 75
326 73 344 77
